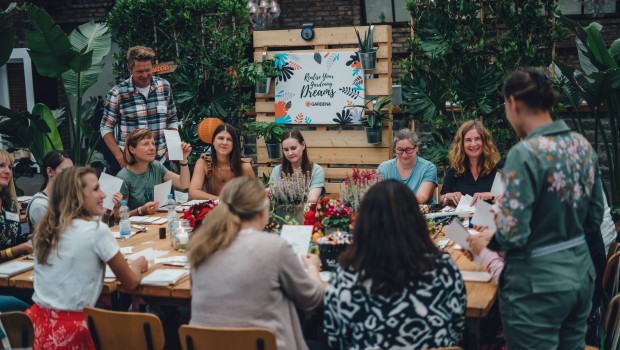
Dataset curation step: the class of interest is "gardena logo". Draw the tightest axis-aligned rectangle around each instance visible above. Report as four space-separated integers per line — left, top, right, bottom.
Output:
309 101 331 106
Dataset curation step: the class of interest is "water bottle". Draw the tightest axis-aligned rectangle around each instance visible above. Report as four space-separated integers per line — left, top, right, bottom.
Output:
119 200 131 240
167 194 177 229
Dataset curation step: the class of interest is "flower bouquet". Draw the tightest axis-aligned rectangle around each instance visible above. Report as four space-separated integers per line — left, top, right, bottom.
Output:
270 169 309 225
304 198 355 244
182 199 219 229
340 167 383 212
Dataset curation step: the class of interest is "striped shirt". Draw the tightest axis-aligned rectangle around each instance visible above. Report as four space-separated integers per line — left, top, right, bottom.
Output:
101 76 179 161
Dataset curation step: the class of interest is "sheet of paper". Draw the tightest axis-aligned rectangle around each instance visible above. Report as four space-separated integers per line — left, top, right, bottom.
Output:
17 196 33 202
99 173 124 210
154 180 172 208
460 271 492 282
445 221 481 265
110 229 138 239
489 172 504 197
455 194 475 213
164 130 183 161
0 261 34 277
125 247 169 262
471 200 497 231
280 225 313 259
174 191 189 204
141 269 188 285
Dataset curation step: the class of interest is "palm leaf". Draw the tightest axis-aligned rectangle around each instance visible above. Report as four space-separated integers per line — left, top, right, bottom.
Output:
62 63 104 97
610 39 620 66
453 60 503 115
416 12 453 58
585 22 618 69
68 21 110 65
401 71 447 122
0 3 16 67
23 3 76 77
30 103 63 164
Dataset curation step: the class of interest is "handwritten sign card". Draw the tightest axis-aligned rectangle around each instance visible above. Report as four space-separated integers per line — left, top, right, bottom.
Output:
273 52 365 125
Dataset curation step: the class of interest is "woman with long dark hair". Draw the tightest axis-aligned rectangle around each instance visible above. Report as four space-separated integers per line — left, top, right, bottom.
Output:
269 130 324 203
189 123 254 200
26 150 74 228
27 167 147 349
189 177 324 349
324 179 466 349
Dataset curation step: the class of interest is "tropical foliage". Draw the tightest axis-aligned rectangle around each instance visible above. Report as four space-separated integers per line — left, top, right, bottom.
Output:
553 10 620 212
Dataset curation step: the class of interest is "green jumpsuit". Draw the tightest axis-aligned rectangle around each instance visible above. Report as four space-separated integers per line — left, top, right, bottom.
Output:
488 120 604 350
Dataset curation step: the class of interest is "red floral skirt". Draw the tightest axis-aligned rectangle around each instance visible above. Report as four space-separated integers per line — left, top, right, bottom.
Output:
25 304 95 350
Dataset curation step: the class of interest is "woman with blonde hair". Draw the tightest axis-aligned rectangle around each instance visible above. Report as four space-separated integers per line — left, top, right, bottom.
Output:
0 150 31 259
115 128 191 219
189 176 324 350
27 166 147 350
440 120 501 206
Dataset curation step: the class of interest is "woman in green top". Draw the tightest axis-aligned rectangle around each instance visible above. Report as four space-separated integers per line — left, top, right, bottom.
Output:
114 129 191 220
269 130 325 203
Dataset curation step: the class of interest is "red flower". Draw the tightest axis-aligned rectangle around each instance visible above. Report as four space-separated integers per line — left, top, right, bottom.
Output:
183 200 219 228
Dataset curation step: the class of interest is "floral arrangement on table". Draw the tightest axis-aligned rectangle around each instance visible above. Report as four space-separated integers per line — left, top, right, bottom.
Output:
270 169 309 224
304 198 355 244
182 199 219 228
340 167 383 212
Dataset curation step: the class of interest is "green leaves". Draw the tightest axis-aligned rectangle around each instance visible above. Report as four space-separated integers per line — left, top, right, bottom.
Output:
453 61 503 115
0 3 16 67
401 71 447 123
355 23 375 53
416 12 453 58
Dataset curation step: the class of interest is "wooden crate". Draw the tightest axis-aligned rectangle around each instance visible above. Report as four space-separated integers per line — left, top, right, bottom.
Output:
253 26 393 198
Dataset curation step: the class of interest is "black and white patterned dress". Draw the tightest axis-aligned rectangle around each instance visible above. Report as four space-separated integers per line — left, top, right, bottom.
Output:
324 253 466 350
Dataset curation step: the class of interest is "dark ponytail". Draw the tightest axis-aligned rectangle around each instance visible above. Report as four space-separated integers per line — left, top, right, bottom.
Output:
40 150 72 191
502 68 559 111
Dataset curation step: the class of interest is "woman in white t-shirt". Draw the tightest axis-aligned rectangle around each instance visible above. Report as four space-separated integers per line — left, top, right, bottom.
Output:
26 167 148 350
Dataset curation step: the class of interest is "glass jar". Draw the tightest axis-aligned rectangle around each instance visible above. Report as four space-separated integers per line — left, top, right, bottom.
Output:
171 219 192 251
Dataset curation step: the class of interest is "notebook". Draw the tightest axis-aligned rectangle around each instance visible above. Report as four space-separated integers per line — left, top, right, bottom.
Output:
140 269 188 286
0 261 34 277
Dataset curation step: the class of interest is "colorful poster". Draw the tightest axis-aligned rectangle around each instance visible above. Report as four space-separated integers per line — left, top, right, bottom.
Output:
273 52 365 125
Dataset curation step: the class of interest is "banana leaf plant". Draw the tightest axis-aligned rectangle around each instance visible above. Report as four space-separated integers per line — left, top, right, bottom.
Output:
0 3 16 67
22 3 110 165
554 9 620 213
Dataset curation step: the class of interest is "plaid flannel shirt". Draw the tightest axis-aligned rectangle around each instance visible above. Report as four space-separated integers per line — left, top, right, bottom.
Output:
101 76 178 161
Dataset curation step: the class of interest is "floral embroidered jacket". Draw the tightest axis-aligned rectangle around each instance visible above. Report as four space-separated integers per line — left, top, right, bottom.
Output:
488 121 604 290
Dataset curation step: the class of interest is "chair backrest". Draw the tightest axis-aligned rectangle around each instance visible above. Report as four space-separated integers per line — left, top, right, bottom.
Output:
603 252 620 297
604 294 620 350
0 311 34 349
178 326 277 350
433 183 443 204
609 242 620 261
83 306 165 350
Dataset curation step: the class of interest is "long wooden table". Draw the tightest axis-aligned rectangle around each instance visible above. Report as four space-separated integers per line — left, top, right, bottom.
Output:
1 213 497 317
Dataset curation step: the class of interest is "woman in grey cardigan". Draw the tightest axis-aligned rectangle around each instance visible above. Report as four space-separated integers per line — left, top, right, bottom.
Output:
189 176 324 350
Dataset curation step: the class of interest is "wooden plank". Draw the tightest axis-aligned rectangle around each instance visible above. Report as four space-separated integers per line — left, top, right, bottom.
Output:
253 46 391 61
324 182 342 195
367 78 392 95
256 129 392 148
253 25 392 48
258 147 391 164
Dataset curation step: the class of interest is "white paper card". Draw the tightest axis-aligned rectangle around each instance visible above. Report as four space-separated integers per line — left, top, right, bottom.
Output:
154 180 172 208
280 225 313 258
471 200 497 231
455 194 475 214
126 247 168 262
99 173 124 210
0 261 34 277
174 191 188 204
4 211 19 222
460 271 492 282
490 172 504 197
445 221 482 265
163 130 183 161
141 269 188 285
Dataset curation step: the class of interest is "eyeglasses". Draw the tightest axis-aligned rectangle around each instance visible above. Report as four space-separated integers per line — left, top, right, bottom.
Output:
394 147 416 155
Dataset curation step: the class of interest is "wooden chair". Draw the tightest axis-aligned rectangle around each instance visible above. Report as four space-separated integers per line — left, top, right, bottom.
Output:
603 252 620 297
608 242 620 261
0 311 34 349
178 326 277 350
603 295 620 350
83 306 165 350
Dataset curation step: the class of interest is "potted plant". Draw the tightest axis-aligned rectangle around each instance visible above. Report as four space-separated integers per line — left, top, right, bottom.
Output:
352 95 393 144
255 56 278 94
355 23 376 70
251 121 288 159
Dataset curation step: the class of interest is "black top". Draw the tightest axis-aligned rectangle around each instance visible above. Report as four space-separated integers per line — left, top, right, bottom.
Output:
440 162 503 196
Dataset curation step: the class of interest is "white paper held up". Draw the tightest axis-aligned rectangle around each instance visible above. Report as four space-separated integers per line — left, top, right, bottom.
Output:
154 180 172 208
163 130 183 161
455 194 476 214
445 221 482 265
280 225 313 259
99 173 124 210
471 200 497 231
490 172 505 197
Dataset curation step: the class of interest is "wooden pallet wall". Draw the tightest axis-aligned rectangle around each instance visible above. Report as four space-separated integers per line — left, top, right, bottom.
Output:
253 25 393 198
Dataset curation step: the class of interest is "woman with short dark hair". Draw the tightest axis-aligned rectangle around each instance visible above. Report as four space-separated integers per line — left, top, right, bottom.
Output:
324 179 466 349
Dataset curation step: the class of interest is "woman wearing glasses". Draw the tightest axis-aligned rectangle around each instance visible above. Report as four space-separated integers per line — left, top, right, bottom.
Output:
115 129 191 220
377 129 437 204
439 120 502 206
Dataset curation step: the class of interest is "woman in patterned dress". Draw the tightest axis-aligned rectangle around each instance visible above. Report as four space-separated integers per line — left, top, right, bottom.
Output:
0 150 31 260
324 179 466 349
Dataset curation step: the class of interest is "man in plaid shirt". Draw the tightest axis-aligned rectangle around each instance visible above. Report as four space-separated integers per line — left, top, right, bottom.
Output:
100 46 179 168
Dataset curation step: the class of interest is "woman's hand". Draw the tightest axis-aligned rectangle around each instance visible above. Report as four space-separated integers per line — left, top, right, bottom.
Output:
112 192 123 206
181 142 192 161
471 192 494 205
466 229 495 256
140 201 160 215
131 256 148 273
444 192 462 206
302 253 321 270
13 242 33 256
